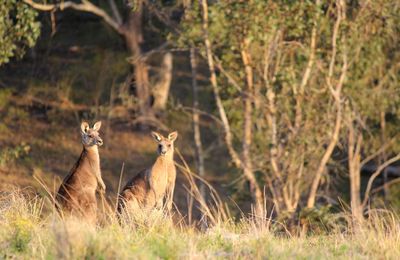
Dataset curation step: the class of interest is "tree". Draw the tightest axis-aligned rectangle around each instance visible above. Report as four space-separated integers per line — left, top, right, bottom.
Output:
180 0 400 220
22 0 174 121
181 0 341 216
341 0 400 223
0 0 40 66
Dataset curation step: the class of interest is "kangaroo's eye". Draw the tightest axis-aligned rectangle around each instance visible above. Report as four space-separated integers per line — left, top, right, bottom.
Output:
89 134 94 138
168 144 172 148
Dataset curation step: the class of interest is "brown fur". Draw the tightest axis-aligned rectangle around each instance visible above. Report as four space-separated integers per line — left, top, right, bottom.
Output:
55 122 105 223
118 131 177 214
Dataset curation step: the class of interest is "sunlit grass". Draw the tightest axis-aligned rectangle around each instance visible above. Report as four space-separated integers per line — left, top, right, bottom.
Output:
1 190 400 259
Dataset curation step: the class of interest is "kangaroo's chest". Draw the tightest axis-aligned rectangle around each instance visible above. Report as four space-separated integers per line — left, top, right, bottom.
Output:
148 163 174 195
149 172 168 193
68 167 98 191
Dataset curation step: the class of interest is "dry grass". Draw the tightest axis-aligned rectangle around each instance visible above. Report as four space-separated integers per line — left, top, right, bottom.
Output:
1 117 399 259
1 189 400 260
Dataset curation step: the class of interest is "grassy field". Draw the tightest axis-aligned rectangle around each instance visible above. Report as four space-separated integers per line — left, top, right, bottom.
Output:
1 190 399 259
0 100 398 259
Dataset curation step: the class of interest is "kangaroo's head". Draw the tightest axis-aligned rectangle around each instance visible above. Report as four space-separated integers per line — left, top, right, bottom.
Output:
80 121 103 147
151 131 178 157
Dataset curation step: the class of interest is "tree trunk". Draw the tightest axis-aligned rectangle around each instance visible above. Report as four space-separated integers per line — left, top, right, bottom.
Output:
306 0 347 208
123 1 152 120
190 48 206 198
241 40 263 215
152 52 173 112
379 111 389 201
200 0 263 212
348 117 364 225
23 0 156 122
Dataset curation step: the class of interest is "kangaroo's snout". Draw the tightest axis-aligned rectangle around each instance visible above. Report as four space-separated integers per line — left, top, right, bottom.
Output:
158 144 167 155
97 138 103 146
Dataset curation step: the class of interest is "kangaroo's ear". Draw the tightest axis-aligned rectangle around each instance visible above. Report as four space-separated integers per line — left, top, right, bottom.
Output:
93 121 102 131
151 131 163 142
168 131 178 142
81 122 89 133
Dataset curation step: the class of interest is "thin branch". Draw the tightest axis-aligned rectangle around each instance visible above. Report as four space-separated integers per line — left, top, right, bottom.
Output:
178 106 223 127
241 38 263 210
263 30 284 183
360 135 398 168
23 0 124 34
145 0 182 35
371 177 400 195
213 56 243 94
200 0 242 170
294 0 320 130
307 0 347 208
127 42 170 64
107 0 123 25
130 116 169 131
362 153 400 208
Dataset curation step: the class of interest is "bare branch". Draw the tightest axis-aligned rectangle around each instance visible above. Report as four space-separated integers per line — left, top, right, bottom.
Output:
199 0 242 170
294 0 320 130
200 0 263 210
241 38 263 212
145 1 182 35
371 177 400 195
178 106 223 126
107 0 123 25
362 153 400 208
307 0 347 208
360 135 398 168
213 56 243 93
23 0 124 34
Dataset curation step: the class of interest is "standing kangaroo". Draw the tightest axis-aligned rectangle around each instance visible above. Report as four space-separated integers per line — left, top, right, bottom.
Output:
56 121 106 223
118 131 178 214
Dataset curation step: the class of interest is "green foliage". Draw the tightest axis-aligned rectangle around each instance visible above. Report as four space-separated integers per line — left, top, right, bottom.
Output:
0 0 40 65
298 206 346 235
0 88 12 110
10 217 34 252
343 0 400 155
0 143 31 167
179 0 400 214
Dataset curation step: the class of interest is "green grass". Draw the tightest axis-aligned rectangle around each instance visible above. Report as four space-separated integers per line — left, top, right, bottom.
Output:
1 191 400 259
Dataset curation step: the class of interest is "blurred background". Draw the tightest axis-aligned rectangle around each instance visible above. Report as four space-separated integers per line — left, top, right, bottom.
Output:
1 0 400 231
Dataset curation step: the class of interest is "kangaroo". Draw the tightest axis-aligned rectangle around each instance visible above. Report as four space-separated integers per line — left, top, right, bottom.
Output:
118 131 178 214
56 121 106 223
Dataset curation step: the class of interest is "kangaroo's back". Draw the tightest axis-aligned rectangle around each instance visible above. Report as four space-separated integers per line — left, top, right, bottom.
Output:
55 152 85 210
118 169 149 213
